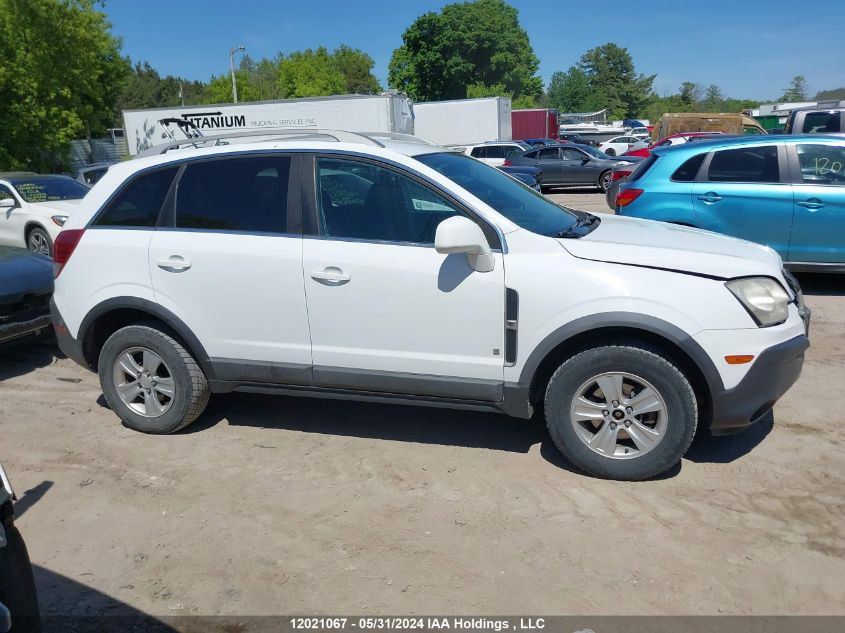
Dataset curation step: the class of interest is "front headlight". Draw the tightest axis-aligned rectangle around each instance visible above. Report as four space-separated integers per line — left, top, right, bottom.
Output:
51 215 68 227
726 277 790 327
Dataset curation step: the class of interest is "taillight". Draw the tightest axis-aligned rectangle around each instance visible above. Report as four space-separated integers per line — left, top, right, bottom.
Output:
53 229 85 278
615 188 644 207
502 158 512 166
612 170 631 181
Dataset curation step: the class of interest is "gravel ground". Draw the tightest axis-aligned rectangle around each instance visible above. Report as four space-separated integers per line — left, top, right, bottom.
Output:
1 191 843 624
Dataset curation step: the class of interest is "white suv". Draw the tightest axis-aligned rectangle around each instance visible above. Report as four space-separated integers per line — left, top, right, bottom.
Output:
50 131 810 480
463 142 529 166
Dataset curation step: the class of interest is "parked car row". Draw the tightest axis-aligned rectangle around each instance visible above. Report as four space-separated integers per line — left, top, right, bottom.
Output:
612 134 845 270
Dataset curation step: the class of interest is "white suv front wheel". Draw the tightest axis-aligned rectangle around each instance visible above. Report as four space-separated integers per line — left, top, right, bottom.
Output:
544 345 698 480
98 323 210 434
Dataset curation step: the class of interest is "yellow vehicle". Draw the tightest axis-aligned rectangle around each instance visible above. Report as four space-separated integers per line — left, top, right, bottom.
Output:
652 113 766 141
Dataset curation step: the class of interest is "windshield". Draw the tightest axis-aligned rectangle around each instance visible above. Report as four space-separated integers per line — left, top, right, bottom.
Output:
416 152 579 237
11 176 88 203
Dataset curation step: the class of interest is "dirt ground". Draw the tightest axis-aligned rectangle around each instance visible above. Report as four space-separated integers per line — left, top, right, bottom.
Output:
2 191 844 621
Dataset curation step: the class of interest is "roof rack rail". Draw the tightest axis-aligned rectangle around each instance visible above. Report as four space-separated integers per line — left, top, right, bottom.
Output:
136 128 388 157
360 132 437 146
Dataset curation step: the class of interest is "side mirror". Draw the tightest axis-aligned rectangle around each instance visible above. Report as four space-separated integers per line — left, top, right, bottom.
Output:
434 216 495 273
0 198 16 209
581 157 590 165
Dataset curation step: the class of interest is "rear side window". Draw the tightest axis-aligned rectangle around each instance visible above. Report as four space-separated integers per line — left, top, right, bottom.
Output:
485 145 505 159
538 148 559 159
503 145 524 158
174 156 291 232
93 167 178 227
795 144 845 185
671 153 705 181
707 146 780 183
802 112 841 133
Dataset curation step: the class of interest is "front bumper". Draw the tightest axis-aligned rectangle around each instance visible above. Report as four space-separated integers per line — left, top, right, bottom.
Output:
709 334 809 435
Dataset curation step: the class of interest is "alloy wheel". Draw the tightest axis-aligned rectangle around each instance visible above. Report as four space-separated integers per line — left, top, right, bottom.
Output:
28 232 50 256
112 347 175 417
569 372 668 459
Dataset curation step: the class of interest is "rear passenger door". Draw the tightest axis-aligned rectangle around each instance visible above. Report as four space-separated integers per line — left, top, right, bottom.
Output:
691 144 794 257
787 142 845 264
530 147 563 183
148 154 313 384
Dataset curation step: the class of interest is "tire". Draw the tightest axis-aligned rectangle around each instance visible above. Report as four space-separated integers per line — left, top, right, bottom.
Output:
544 345 697 480
0 519 41 633
604 148 616 156
26 228 52 258
597 170 613 193
98 323 210 434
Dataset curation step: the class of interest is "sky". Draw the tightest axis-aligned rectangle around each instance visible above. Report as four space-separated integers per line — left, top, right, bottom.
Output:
102 0 845 102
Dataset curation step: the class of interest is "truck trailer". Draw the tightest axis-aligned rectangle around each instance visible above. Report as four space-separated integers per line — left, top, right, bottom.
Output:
412 97 512 146
512 108 559 141
122 94 415 156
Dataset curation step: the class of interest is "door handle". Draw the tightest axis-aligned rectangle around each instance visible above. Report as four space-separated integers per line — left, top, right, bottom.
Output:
311 267 350 285
697 192 722 203
157 256 192 272
797 198 825 210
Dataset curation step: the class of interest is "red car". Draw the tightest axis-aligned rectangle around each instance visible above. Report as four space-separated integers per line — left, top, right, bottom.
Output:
623 132 725 158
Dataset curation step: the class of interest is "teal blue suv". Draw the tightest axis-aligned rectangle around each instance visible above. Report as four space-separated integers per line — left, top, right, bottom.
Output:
614 135 845 272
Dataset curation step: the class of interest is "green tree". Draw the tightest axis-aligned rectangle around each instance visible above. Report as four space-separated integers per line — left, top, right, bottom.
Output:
702 84 724 111
388 0 542 102
577 43 655 119
546 67 605 113
333 45 381 94
278 47 346 98
782 75 808 101
814 86 845 101
0 0 129 170
677 82 701 109
116 61 205 116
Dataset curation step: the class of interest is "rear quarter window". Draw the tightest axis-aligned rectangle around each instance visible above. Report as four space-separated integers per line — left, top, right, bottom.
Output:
670 153 706 182
93 167 178 227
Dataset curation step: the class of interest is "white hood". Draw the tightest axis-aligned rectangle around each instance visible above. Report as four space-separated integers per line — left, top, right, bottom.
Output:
28 199 82 215
559 214 783 280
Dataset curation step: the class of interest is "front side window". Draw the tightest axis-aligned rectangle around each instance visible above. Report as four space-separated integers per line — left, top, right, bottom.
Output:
0 185 15 202
93 167 178 227
416 152 579 237
11 177 88 203
470 146 487 158
174 156 291 232
707 146 780 183
317 158 464 244
561 148 585 161
796 144 845 185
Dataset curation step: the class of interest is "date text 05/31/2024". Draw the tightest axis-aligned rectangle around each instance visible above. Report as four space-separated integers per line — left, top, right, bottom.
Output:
289 618 548 631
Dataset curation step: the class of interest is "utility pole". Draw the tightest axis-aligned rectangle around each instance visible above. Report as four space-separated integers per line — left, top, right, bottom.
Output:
229 45 245 103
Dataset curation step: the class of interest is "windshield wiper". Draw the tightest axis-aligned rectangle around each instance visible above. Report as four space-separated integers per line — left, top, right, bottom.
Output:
555 213 600 237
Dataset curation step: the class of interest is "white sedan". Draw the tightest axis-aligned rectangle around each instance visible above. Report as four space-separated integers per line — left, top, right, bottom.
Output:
0 173 88 256
599 136 644 157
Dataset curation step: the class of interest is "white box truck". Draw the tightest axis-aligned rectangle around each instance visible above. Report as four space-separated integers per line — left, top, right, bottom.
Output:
122 94 415 156
413 97 512 146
